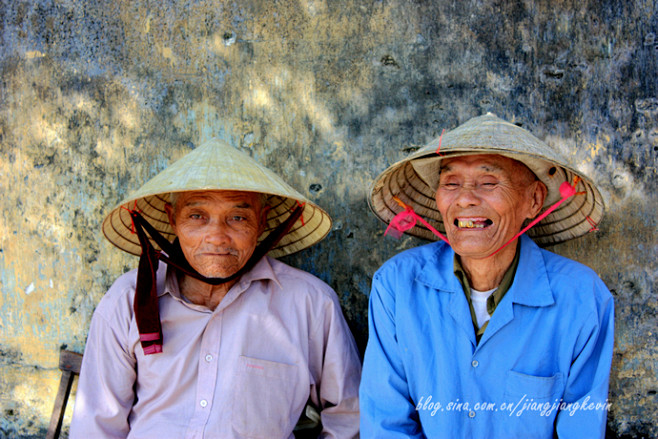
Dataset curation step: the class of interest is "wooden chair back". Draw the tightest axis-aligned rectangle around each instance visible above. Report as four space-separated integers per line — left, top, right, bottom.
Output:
46 350 83 439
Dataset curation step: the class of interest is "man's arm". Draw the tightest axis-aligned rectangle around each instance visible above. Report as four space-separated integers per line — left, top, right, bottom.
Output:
555 281 615 439
312 291 362 439
359 273 424 438
69 301 137 439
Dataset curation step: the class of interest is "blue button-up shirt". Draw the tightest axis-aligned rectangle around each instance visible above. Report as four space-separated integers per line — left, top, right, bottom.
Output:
360 235 614 439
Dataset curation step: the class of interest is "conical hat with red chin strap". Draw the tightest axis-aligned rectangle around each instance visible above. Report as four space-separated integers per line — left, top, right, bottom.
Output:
369 113 604 246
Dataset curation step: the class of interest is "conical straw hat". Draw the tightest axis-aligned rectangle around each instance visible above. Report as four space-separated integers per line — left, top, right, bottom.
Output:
369 113 604 245
103 139 332 258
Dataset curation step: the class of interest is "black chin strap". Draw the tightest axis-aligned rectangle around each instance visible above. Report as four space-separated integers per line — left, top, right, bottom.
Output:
129 206 304 354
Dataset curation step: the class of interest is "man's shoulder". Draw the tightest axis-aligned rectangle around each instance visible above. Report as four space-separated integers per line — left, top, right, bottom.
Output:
530 241 612 305
266 256 336 300
109 267 139 291
92 267 139 318
376 241 447 279
537 245 604 283
93 262 167 318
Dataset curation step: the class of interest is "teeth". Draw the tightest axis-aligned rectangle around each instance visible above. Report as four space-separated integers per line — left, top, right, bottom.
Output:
458 220 486 228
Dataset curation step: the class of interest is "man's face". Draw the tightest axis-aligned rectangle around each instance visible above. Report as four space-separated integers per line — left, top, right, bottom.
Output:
435 154 545 259
166 190 264 278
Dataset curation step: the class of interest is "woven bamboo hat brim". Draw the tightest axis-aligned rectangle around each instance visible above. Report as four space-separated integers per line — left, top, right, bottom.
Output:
369 113 605 246
103 139 332 258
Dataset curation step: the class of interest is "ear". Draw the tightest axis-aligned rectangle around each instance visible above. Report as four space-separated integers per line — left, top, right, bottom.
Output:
164 203 177 234
259 205 270 234
527 181 547 219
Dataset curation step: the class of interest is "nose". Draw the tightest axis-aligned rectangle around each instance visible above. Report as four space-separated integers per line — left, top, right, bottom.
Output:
203 219 232 246
454 185 481 208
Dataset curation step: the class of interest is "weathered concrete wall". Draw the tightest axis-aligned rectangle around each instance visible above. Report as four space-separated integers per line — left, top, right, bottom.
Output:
0 0 655 437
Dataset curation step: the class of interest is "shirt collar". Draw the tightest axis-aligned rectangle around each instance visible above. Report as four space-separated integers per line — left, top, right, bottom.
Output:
415 235 555 307
232 255 283 291
415 242 463 293
509 235 555 307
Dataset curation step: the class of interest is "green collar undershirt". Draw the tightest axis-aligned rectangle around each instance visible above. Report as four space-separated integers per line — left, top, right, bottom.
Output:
453 241 521 343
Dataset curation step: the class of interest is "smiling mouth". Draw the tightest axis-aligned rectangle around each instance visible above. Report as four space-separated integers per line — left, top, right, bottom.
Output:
454 218 493 229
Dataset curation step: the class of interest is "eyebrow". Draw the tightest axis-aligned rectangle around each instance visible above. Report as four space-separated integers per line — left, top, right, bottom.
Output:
182 199 256 209
234 202 255 209
440 163 504 173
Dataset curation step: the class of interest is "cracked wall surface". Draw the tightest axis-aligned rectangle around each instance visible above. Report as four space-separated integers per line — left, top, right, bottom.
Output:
0 0 656 437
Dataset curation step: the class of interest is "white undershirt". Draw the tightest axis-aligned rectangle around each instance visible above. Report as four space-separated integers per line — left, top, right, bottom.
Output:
470 287 497 328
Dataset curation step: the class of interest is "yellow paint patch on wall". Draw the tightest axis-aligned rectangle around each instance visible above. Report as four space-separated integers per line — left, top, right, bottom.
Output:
588 138 607 161
617 363 651 379
140 14 152 34
1 364 66 433
4 336 60 368
161 46 177 65
250 87 272 108
331 141 348 163
25 51 46 59
117 102 142 131
296 75 334 136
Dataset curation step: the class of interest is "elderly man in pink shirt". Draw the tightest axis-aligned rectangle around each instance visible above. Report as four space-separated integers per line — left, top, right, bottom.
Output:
70 139 361 439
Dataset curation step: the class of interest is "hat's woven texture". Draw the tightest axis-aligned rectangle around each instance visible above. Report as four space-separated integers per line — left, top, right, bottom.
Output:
369 113 604 245
103 139 332 258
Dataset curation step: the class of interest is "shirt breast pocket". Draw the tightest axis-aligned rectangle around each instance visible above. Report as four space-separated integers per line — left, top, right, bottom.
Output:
503 370 564 402
231 355 301 438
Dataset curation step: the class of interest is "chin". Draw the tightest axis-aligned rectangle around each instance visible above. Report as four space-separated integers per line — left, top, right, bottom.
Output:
453 249 493 259
191 263 239 279
449 241 499 259
190 256 242 278
204 268 241 279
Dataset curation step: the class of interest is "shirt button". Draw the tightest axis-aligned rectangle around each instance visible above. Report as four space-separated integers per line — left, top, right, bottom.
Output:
205 354 213 362
200 399 208 408
471 360 479 368
469 410 476 418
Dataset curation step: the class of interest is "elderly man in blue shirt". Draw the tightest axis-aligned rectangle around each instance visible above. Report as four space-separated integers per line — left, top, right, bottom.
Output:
361 114 614 438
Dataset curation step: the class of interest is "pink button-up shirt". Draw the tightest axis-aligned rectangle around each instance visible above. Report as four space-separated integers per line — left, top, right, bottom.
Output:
70 256 361 438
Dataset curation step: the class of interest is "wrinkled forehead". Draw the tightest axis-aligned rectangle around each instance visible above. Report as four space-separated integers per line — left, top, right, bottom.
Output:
439 154 535 179
172 190 264 210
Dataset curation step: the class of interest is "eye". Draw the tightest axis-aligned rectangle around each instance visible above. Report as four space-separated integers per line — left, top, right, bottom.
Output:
231 215 246 222
189 213 203 220
440 182 459 190
479 178 498 189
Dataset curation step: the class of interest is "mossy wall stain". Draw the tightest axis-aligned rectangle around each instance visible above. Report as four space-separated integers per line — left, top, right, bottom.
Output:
0 0 655 437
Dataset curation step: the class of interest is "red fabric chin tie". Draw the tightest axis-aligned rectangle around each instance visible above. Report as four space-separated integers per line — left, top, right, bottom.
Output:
487 177 586 257
385 197 450 245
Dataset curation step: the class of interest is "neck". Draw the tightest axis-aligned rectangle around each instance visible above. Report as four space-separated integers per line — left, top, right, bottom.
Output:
177 272 238 310
459 241 518 291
